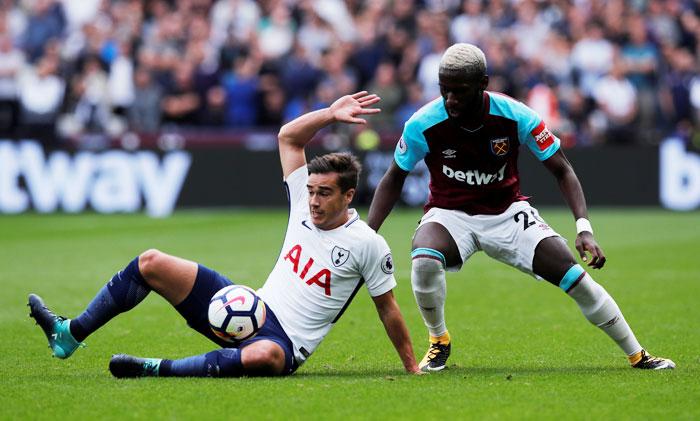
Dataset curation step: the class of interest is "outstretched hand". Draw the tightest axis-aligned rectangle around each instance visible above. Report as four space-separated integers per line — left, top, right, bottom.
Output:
575 232 606 269
329 91 381 124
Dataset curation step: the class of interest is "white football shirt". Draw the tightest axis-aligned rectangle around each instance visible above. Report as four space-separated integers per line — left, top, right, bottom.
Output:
257 165 397 365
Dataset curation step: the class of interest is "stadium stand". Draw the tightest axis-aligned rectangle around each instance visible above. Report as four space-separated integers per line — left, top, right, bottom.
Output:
0 0 698 148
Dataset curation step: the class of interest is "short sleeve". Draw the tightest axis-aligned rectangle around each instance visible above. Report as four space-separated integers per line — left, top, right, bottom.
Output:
522 119 561 161
394 120 429 172
283 165 309 214
489 93 561 162
515 105 560 161
361 233 397 297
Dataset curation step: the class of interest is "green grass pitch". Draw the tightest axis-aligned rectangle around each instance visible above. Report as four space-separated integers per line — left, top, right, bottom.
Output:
2 208 699 419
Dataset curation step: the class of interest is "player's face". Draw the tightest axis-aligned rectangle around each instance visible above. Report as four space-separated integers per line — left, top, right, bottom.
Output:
439 72 488 120
307 172 355 230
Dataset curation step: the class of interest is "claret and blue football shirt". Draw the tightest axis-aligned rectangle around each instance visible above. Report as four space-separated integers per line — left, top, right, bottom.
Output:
395 91 560 215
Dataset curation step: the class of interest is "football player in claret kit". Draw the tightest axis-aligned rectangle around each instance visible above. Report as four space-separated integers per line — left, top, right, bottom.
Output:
29 91 421 377
367 43 675 372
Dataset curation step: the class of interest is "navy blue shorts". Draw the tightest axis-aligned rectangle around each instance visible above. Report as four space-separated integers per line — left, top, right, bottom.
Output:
174 264 298 375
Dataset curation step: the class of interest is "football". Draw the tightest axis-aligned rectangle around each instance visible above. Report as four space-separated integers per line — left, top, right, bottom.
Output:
208 285 266 342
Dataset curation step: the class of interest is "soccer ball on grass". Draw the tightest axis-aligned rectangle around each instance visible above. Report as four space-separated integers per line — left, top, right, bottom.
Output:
208 285 266 342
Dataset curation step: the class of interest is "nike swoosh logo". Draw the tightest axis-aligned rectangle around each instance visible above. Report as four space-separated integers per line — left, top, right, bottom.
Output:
222 295 245 307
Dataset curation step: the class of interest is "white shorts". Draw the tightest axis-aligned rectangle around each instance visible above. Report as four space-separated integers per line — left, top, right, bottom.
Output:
416 202 561 277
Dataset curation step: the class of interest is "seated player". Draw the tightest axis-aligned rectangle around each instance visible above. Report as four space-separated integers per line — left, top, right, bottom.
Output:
29 92 421 377
368 43 675 371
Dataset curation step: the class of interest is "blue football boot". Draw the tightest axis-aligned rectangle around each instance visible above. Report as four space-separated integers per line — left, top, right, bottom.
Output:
28 294 84 359
109 354 162 378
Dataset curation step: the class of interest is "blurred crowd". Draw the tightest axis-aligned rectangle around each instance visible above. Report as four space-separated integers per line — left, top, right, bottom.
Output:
0 0 699 147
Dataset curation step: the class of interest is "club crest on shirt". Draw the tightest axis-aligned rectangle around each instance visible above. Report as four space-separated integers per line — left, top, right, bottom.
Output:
381 253 394 274
397 137 407 154
490 137 510 156
331 246 350 267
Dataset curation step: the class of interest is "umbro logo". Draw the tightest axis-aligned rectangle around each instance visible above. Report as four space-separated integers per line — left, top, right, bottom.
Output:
600 315 620 328
442 149 457 158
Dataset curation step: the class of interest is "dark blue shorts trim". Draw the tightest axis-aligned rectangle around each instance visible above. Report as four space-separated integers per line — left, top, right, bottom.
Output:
174 264 298 375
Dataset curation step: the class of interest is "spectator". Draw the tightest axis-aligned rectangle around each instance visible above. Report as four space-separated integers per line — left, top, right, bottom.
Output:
0 0 28 41
257 3 295 61
621 14 661 142
222 52 260 127
318 46 358 100
297 5 335 66
450 0 491 45
0 33 25 135
279 42 322 104
540 30 573 86
310 0 356 43
509 0 551 61
257 76 287 127
20 0 66 62
416 31 449 102
128 67 162 133
17 54 65 139
570 21 615 98
366 61 403 130
647 0 682 48
61 55 112 136
108 42 135 116
209 0 260 52
349 11 384 89
161 61 201 126
660 47 697 131
593 59 638 144
394 82 425 128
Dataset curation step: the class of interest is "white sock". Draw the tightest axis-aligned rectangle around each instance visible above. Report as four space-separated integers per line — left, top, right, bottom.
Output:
411 256 447 337
567 273 642 356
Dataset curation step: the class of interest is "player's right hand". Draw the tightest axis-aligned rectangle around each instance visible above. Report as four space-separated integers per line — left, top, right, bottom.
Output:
575 232 606 269
329 91 381 125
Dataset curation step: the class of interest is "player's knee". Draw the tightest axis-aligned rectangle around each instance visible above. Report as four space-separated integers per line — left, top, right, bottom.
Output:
243 343 285 375
138 249 164 279
533 237 577 283
411 255 444 291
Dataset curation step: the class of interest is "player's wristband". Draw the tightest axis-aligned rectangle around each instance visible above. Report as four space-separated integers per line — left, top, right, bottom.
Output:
575 218 593 235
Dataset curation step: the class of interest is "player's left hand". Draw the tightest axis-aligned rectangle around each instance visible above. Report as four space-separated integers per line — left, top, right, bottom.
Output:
329 91 381 124
575 231 606 269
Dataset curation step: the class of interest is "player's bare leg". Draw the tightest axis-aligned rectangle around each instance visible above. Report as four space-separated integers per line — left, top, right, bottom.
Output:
109 339 286 378
411 222 460 371
137 248 198 305
533 237 675 369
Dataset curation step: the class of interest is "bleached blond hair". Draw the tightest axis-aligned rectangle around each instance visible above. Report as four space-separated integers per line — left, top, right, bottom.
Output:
439 43 487 79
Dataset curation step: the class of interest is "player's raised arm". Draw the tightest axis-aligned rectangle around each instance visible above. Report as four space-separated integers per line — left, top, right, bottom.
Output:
371 290 421 374
542 149 606 269
277 92 381 178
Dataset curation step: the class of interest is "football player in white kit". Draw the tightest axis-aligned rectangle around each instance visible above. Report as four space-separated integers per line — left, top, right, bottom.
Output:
28 92 422 377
